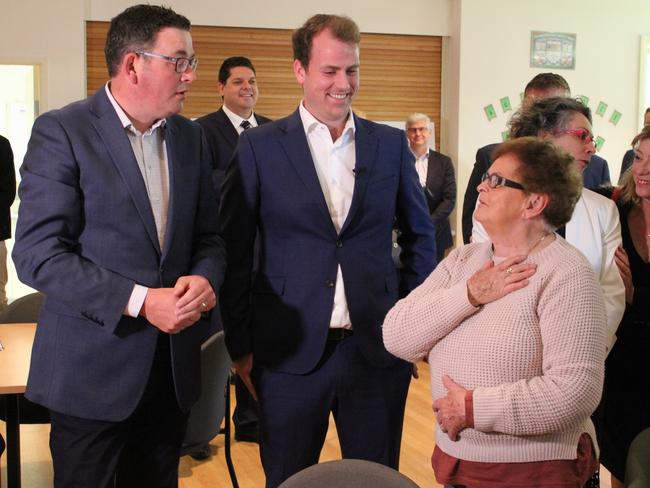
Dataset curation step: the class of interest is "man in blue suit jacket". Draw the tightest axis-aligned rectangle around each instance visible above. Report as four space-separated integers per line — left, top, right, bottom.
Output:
219 14 437 487
13 5 225 487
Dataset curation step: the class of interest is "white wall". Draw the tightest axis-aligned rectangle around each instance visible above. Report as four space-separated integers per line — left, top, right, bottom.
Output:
454 0 650 236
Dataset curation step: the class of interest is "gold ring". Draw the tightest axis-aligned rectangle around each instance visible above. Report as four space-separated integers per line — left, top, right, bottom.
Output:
201 301 207 310
505 267 513 274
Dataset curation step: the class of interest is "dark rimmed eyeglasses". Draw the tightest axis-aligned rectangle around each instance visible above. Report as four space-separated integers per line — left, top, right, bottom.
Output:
552 128 595 144
136 51 199 73
481 172 526 191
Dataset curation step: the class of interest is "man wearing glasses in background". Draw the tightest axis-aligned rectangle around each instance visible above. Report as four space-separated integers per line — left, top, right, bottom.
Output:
13 5 225 487
405 113 456 263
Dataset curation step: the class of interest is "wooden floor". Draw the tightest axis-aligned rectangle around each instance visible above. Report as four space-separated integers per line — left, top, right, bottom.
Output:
0 362 612 488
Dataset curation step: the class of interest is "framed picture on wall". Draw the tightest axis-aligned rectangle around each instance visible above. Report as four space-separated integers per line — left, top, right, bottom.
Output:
530 31 576 69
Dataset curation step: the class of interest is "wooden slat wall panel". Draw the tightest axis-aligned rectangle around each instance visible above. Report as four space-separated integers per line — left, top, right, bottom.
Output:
86 22 441 144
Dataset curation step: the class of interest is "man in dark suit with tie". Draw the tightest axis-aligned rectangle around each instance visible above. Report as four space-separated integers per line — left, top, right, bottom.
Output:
196 56 271 443
196 56 271 196
12 5 225 487
461 73 612 243
219 14 437 488
0 135 15 311
405 113 456 263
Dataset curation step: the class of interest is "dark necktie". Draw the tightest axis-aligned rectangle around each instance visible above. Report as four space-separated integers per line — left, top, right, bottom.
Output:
240 120 252 131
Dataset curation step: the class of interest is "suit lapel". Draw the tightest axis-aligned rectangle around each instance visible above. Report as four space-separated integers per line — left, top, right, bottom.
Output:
215 108 239 150
89 90 161 254
340 116 378 234
279 111 337 235
425 150 437 190
161 118 187 260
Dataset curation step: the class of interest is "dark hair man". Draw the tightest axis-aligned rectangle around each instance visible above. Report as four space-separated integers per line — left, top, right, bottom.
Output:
12 5 225 486
461 73 612 243
218 13 436 487
196 56 271 445
196 56 271 199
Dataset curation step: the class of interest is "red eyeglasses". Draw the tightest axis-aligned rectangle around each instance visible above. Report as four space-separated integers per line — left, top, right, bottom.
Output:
552 128 595 144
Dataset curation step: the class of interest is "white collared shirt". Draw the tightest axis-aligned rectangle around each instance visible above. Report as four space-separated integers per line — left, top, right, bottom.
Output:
299 102 355 329
411 146 430 187
105 83 169 318
222 104 258 134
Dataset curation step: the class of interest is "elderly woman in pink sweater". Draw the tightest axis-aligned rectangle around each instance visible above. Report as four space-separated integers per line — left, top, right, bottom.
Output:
383 137 606 488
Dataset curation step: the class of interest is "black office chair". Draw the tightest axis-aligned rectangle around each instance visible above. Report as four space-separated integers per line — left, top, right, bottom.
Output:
0 292 50 424
181 331 238 487
278 459 420 488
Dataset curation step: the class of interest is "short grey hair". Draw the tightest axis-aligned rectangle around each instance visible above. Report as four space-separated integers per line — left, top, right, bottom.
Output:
406 112 432 129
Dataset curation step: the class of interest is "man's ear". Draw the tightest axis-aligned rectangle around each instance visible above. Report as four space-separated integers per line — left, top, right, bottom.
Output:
293 59 306 85
121 52 140 84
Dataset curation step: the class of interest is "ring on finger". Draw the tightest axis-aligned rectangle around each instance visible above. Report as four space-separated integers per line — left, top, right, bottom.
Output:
201 301 207 310
505 267 513 274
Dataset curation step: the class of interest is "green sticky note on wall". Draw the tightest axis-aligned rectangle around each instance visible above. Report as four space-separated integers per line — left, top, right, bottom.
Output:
579 95 589 106
484 104 497 121
596 102 608 117
609 110 622 126
501 131 510 142
595 136 605 152
500 97 512 113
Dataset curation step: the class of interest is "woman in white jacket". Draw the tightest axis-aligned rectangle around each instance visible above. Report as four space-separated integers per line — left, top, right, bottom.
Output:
472 97 625 355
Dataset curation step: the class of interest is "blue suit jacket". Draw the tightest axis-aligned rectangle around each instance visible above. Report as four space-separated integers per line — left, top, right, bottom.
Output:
219 110 436 374
13 89 226 421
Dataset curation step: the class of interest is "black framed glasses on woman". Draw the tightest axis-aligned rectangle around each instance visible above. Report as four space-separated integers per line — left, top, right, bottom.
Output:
481 172 526 191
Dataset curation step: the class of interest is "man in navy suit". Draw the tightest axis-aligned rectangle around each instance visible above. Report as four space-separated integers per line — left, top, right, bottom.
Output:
405 113 456 263
219 14 436 488
197 56 271 443
197 56 272 196
461 73 612 243
13 5 225 487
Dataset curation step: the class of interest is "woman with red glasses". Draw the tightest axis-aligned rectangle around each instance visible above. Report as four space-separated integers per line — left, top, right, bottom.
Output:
474 97 625 356
599 126 650 488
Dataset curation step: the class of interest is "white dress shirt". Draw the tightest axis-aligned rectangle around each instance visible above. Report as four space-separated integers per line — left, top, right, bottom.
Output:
411 147 430 187
299 102 355 329
222 104 258 134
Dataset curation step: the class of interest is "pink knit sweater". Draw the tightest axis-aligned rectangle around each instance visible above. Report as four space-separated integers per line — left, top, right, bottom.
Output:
383 238 606 463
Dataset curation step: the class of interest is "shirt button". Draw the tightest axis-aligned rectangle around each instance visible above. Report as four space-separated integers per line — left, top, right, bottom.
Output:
336 240 343 248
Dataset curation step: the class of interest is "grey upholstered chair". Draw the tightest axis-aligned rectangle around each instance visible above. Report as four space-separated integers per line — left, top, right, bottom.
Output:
181 330 238 486
278 459 420 488
625 427 650 488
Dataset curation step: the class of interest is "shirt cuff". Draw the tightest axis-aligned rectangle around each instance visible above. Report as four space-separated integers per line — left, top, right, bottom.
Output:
124 284 148 318
465 390 475 428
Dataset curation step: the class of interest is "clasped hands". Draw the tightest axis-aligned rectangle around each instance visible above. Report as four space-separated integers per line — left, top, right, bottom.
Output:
141 275 216 334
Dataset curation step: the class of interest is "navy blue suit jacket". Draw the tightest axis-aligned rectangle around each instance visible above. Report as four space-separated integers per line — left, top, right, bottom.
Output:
219 110 436 374
461 142 611 243
13 88 226 421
